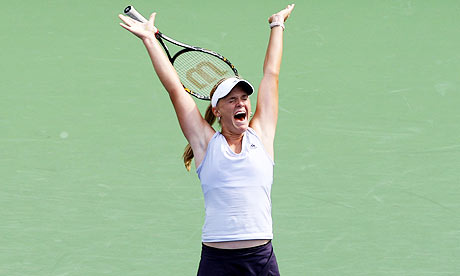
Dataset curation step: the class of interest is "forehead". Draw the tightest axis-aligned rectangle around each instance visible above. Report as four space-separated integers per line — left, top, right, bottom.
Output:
224 85 250 98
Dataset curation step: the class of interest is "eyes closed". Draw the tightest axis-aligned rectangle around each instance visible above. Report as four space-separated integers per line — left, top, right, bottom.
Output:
227 95 248 104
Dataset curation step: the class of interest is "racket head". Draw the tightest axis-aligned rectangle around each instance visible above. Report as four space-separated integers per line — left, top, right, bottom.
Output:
171 48 239 100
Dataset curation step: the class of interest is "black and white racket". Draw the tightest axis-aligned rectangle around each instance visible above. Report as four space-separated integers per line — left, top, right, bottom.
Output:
124 5 239 100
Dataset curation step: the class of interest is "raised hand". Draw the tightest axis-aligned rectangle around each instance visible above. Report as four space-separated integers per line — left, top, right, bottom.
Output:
118 12 158 41
268 4 295 24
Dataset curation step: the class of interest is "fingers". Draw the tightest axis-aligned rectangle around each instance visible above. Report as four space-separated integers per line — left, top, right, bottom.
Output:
149 12 157 24
119 22 132 31
118 14 136 26
118 14 143 37
118 14 134 32
279 4 295 21
148 12 158 33
268 3 295 23
118 12 157 40
285 3 295 19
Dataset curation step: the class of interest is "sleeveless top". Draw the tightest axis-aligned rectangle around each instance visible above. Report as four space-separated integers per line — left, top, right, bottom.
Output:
196 128 274 242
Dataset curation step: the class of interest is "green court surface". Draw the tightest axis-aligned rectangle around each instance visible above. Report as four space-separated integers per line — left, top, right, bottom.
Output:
1 0 459 275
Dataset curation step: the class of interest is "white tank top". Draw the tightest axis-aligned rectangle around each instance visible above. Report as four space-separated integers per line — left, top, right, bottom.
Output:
196 128 274 242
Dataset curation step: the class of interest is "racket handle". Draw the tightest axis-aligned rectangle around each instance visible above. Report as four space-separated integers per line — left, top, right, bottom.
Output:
124 6 148 23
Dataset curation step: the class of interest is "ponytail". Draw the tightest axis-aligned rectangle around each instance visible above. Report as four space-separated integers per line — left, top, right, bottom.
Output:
182 78 226 171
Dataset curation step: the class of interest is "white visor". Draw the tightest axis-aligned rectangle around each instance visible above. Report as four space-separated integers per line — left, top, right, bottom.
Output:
211 77 254 107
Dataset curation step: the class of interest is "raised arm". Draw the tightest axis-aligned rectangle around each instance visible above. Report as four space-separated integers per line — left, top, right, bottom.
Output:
118 13 214 165
250 4 295 159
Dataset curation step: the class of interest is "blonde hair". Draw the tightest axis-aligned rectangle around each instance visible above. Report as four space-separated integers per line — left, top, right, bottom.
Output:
182 78 227 171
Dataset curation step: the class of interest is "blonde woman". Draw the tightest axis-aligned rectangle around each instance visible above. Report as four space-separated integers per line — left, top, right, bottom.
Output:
119 4 294 275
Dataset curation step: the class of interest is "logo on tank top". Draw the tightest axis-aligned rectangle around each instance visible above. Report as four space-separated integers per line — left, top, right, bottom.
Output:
250 144 257 149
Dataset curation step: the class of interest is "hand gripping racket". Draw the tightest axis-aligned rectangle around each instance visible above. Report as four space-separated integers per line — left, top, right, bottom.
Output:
124 6 239 100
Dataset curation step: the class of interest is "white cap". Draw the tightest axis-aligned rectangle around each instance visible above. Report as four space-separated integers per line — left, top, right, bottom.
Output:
211 77 254 107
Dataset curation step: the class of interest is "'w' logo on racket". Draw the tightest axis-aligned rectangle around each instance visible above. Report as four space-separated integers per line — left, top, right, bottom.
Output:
186 61 229 89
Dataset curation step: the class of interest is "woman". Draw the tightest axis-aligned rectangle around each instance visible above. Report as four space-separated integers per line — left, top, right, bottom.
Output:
119 4 294 275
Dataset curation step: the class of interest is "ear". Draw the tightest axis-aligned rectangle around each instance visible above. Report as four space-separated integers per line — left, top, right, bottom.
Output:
212 107 221 118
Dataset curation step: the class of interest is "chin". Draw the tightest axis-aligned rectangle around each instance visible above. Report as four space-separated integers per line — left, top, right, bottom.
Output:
233 120 249 132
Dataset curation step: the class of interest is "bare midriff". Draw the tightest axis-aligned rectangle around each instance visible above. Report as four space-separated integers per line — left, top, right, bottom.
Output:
203 239 270 249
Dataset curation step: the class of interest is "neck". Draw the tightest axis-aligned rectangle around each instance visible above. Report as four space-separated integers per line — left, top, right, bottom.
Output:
221 128 246 154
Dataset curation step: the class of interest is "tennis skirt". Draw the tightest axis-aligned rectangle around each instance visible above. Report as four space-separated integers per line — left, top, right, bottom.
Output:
197 241 280 276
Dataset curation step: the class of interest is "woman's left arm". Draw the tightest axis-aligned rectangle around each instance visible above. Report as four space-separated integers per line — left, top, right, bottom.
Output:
250 4 295 159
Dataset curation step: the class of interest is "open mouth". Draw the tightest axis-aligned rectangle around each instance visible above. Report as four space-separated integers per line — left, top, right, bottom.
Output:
234 111 247 121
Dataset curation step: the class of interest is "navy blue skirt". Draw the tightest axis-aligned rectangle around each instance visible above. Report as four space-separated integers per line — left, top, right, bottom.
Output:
197 241 280 276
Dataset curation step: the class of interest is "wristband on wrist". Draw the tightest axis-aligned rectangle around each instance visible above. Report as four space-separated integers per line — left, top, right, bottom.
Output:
269 21 285 30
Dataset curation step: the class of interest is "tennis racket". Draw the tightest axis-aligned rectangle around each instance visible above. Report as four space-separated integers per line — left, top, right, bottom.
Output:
123 5 239 100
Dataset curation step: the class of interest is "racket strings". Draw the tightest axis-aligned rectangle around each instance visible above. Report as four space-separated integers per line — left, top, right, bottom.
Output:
173 51 237 99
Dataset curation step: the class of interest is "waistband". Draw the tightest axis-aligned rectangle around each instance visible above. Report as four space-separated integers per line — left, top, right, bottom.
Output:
201 241 272 258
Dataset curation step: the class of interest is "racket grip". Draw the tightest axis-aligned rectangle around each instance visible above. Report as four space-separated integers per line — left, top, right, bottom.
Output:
124 6 148 23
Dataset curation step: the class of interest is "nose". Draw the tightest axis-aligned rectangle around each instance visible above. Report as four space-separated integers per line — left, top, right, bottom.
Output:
236 98 245 107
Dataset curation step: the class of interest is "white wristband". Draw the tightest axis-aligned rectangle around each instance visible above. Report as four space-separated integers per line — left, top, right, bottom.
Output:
270 22 285 30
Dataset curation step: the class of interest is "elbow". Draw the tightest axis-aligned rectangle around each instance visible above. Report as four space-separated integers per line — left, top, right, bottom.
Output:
263 69 280 79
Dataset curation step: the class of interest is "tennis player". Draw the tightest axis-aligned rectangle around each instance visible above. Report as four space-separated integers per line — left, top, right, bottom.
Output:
119 4 294 275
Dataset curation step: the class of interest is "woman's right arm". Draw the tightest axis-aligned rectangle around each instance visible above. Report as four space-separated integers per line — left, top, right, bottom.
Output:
118 13 214 163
